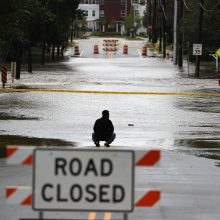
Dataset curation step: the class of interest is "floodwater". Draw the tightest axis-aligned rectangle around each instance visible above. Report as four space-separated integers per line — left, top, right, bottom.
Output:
0 38 219 159
0 37 220 220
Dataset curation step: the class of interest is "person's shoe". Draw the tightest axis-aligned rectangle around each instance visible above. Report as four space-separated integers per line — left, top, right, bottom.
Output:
95 142 100 147
104 142 110 147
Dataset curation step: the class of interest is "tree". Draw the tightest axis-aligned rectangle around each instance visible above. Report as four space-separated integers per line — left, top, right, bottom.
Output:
180 0 220 76
0 0 81 77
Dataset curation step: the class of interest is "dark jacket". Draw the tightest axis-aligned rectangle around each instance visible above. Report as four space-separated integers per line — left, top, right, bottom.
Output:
93 117 114 140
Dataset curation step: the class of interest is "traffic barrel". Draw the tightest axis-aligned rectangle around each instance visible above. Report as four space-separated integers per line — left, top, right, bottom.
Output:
123 44 128 55
94 45 99 54
142 46 147 57
1 64 7 88
74 45 80 56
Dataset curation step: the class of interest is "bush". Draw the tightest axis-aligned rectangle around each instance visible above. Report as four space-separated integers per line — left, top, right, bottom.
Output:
92 32 122 37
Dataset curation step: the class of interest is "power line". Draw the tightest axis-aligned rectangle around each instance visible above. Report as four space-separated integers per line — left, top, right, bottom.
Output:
159 0 167 20
198 1 218 12
182 0 193 12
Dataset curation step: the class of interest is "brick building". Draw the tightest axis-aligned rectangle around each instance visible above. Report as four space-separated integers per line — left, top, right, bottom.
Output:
79 0 146 34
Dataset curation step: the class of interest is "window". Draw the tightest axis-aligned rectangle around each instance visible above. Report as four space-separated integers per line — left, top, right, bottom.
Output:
84 10 88 16
121 10 125 17
100 0 104 5
135 10 139 16
121 0 126 5
100 10 104 17
92 10 95 16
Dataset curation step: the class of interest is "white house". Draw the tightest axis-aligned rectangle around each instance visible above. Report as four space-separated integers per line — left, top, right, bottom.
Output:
133 2 146 35
78 4 100 31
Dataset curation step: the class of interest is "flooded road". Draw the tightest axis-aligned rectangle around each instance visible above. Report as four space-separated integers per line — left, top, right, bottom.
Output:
0 37 220 220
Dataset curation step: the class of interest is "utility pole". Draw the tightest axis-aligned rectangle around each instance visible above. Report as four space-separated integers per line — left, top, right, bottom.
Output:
148 0 152 42
125 0 127 17
162 0 166 59
173 0 177 64
177 0 183 68
195 0 204 78
152 0 157 43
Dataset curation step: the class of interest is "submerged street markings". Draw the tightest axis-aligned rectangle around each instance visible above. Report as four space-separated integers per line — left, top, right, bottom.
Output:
1 88 220 97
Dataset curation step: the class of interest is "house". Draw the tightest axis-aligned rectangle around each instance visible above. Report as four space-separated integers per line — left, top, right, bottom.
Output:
79 0 147 35
78 1 100 31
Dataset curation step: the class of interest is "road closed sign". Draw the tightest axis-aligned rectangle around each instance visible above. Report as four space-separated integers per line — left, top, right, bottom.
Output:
33 149 134 212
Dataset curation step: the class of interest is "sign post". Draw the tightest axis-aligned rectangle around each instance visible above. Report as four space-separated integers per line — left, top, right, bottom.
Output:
11 62 16 83
33 149 134 213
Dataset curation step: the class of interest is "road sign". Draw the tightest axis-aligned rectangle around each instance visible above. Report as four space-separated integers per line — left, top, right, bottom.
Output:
1 64 7 88
147 24 152 33
216 48 220 57
33 149 134 212
193 44 202 56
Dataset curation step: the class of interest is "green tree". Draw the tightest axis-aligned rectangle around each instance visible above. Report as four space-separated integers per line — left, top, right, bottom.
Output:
124 10 134 36
0 0 80 76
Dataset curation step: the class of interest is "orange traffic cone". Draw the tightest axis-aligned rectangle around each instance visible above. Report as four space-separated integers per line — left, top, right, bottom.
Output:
142 46 147 57
94 45 99 54
74 45 80 56
123 44 128 54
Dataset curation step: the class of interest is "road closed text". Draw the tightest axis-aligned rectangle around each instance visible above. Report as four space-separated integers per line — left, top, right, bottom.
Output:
41 183 125 203
40 157 125 203
33 150 134 211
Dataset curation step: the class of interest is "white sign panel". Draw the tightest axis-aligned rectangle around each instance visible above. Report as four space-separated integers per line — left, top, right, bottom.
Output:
33 149 134 212
193 44 202 56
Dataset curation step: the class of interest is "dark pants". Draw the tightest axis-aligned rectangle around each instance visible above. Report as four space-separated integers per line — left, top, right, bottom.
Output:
92 132 116 144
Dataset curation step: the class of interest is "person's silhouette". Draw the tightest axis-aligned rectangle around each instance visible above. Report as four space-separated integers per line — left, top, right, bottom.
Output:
92 110 116 147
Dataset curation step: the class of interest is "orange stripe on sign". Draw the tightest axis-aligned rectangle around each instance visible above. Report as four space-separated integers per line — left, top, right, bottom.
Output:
21 195 32 205
136 150 160 166
7 147 17 158
22 155 32 165
135 190 160 207
2 67 7 72
6 187 17 198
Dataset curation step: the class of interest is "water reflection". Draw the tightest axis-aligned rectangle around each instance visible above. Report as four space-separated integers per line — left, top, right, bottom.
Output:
0 135 75 158
175 138 220 166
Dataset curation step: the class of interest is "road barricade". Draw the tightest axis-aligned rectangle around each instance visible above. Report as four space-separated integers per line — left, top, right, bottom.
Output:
142 46 147 57
5 146 161 219
74 45 80 56
1 64 7 88
103 39 119 53
94 45 99 54
123 45 128 55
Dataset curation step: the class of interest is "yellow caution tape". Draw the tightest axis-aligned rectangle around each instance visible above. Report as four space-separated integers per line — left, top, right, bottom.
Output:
1 88 220 97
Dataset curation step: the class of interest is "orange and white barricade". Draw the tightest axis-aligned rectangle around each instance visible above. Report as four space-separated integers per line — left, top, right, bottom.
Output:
94 45 99 54
6 186 32 205
103 39 119 53
142 46 147 57
7 146 35 165
74 45 80 56
6 147 161 208
123 44 128 54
